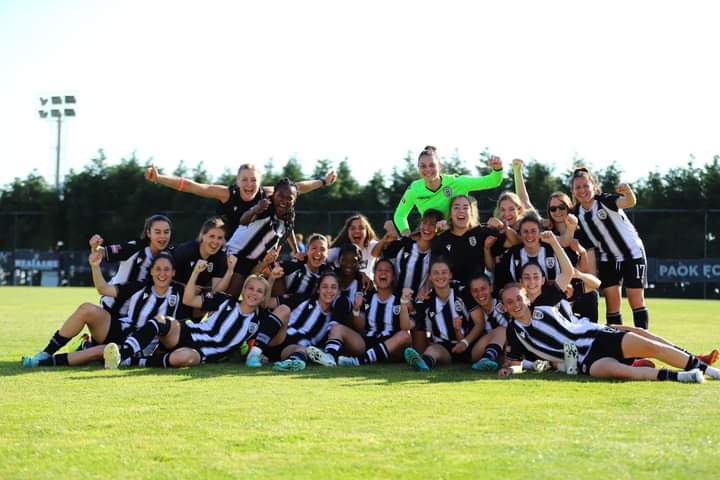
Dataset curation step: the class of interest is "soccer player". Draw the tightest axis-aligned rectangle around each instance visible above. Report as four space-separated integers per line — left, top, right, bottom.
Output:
304 258 413 367
466 272 509 372
145 163 336 238
21 251 191 368
381 209 443 295
272 233 333 297
392 146 503 236
169 216 231 292
333 243 366 304
497 283 720 383
225 177 298 296
571 167 649 328
327 214 381 280
432 195 511 286
403 257 485 371
103 259 284 368
90 214 172 312
245 272 353 372
546 191 599 322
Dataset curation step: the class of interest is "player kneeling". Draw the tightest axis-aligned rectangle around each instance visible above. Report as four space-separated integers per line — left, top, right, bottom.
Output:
497 283 719 383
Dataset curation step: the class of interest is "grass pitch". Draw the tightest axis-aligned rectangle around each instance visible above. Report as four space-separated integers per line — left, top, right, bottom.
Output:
1 287 718 479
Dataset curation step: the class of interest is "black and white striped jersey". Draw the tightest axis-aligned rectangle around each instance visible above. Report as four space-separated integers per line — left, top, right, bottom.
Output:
574 193 645 262
100 239 161 310
282 294 352 346
183 291 264 362
225 210 287 261
531 284 577 322
335 274 362 304
495 242 560 289
362 289 403 338
506 305 607 363
169 240 228 287
477 298 508 334
327 240 379 279
216 186 267 238
382 237 431 294
111 281 190 333
414 281 477 344
280 259 332 296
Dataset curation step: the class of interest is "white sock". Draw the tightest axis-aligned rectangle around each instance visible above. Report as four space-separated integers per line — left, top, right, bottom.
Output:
704 366 720 379
521 360 535 371
678 369 704 383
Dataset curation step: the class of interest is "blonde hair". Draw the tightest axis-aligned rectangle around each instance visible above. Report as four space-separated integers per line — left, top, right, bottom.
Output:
236 163 262 179
493 191 524 220
448 194 479 230
240 274 271 307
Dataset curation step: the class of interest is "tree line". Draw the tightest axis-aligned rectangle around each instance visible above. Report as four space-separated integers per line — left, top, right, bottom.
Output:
2 149 720 259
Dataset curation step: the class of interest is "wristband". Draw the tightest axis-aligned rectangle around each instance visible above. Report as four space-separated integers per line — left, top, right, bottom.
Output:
460 338 469 348
178 178 186 192
400 298 410 304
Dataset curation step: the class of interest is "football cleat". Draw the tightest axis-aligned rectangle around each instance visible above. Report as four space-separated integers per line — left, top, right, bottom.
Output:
677 368 704 384
103 343 121 370
471 358 499 372
272 359 306 372
306 346 337 367
563 342 578 375
403 347 430 372
245 350 263 368
337 355 360 367
532 360 552 373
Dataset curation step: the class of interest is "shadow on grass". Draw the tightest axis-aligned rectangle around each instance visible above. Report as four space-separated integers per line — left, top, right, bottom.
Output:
0 359 606 385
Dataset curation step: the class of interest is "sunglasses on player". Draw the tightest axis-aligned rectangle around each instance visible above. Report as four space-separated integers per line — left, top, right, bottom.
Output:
549 204 568 213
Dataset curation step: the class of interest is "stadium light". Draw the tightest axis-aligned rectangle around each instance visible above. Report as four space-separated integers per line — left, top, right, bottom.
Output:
38 95 77 195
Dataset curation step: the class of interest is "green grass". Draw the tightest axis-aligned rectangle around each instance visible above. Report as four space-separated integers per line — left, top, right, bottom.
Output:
1 287 719 479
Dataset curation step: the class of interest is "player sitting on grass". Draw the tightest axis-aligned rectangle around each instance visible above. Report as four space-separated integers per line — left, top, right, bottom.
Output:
497 283 720 383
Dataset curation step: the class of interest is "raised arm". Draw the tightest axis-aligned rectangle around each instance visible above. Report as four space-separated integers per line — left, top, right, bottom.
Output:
182 260 208 309
399 289 416 331
295 170 337 194
512 159 535 211
615 183 637 209
572 268 602 293
540 231 573 292
89 250 117 297
393 186 416 236
145 164 231 203
212 255 237 293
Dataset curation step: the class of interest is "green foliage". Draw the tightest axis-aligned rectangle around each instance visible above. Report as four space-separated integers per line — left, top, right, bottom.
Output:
2 288 720 479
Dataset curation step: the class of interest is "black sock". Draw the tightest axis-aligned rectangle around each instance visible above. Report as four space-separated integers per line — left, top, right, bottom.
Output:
359 343 390 364
43 331 71 355
289 351 307 363
255 313 283 349
38 353 69 367
421 354 436 370
324 339 344 361
683 355 707 372
606 312 622 326
657 369 678 381
141 352 172 368
482 343 503 362
632 307 649 329
119 320 161 361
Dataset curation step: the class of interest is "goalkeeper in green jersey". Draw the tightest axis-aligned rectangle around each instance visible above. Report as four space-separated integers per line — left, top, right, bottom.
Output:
392 146 505 236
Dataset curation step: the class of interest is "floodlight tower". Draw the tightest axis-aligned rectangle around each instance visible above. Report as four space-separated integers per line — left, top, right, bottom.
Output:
38 95 77 194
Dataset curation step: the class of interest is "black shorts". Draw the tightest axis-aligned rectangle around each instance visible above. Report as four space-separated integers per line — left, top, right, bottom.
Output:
263 332 320 362
233 256 261 278
436 340 474 364
579 329 632 375
599 257 648 289
176 322 197 350
363 334 393 349
101 318 128 345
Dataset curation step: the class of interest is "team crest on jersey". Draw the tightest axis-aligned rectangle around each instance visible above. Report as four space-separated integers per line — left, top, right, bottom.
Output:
597 209 608 220
393 305 401 315
545 257 556 269
443 186 452 198
495 303 505 315
533 309 544 320
445 244 452 252
454 299 465 312
248 322 258 335
518 329 526 338
168 294 177 307
207 262 214 273
468 236 477 247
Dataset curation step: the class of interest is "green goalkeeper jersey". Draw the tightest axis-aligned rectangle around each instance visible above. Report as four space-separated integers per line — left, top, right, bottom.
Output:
392 170 503 233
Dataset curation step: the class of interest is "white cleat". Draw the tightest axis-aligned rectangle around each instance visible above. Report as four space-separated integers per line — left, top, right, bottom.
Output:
703 366 720 380
103 343 121 370
678 368 705 384
563 342 578 375
338 355 360 367
306 346 337 367
533 360 552 373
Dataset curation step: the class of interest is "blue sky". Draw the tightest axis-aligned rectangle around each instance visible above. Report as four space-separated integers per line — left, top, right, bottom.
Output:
1 0 719 189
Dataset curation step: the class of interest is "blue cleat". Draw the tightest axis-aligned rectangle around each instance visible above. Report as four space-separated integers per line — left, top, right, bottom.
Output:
403 347 430 372
272 359 306 372
471 357 499 372
21 352 50 368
